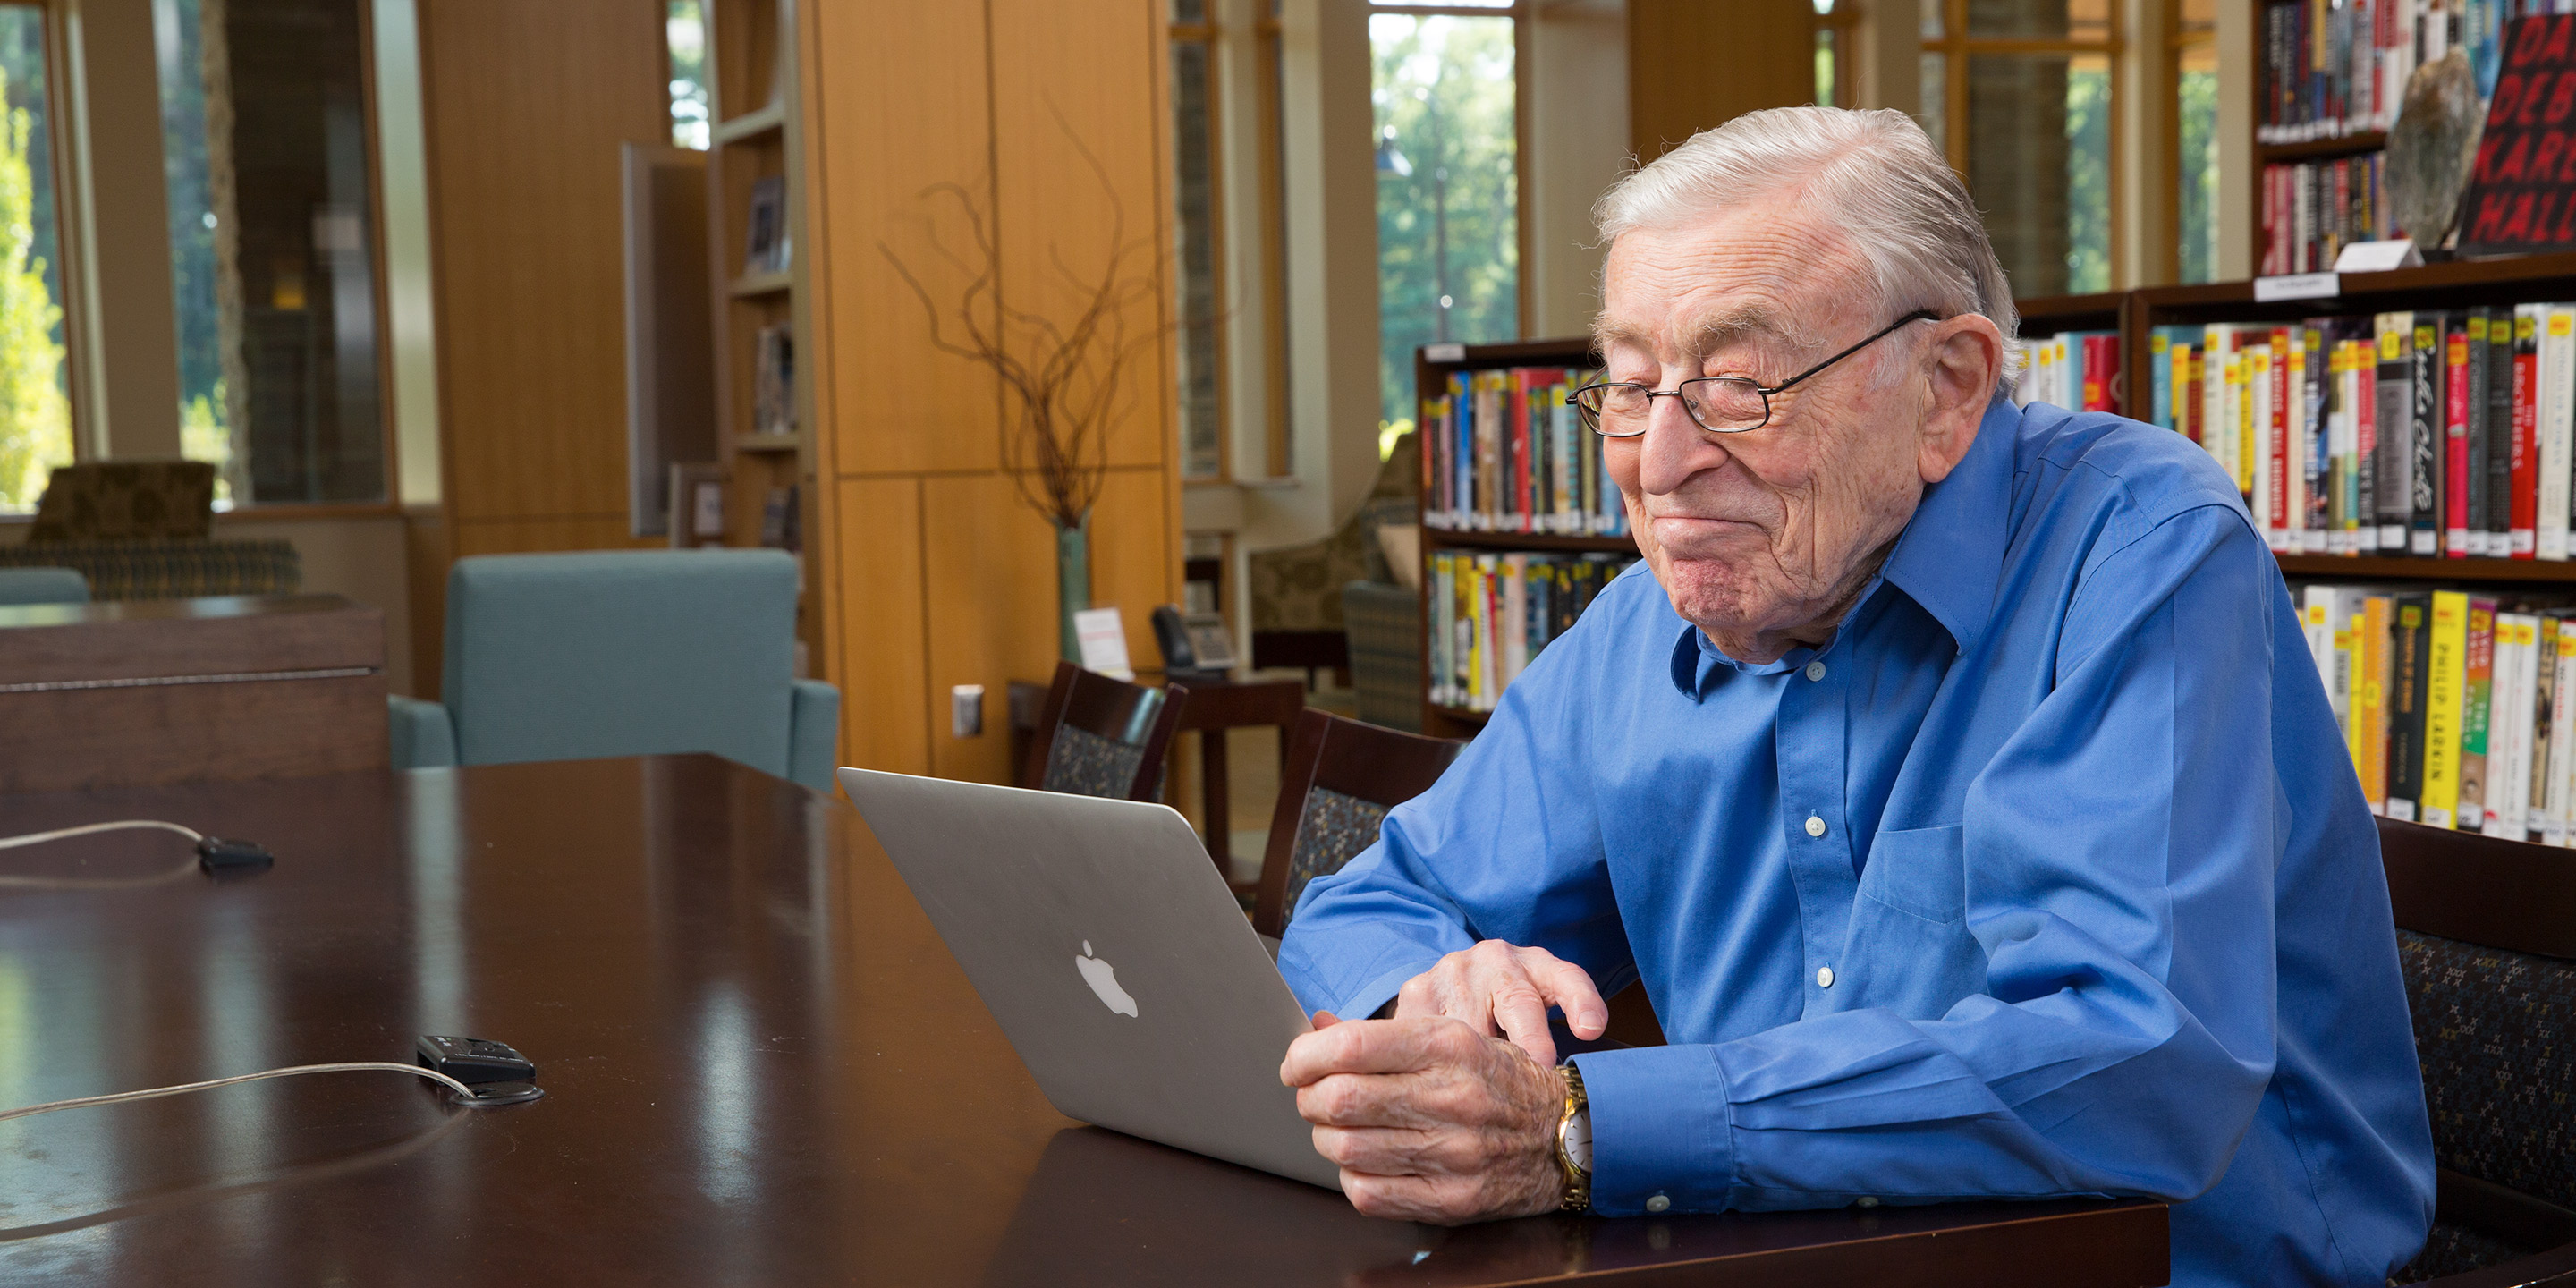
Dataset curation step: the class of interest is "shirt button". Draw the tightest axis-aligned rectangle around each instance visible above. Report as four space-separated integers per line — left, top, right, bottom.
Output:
1804 660 1826 682
1646 1193 1672 1214
1804 815 1826 838
1817 965 1835 987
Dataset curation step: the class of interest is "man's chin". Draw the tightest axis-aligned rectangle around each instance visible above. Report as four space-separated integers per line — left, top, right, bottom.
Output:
1652 557 1770 631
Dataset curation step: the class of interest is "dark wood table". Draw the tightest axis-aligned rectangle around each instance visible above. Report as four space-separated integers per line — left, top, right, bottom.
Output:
0 756 2168 1285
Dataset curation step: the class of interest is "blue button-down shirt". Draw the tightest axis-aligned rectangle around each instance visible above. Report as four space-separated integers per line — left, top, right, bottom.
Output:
1280 397 2434 1287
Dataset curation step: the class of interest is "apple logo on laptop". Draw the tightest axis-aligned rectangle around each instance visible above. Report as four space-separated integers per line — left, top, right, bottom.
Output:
1076 941 1138 1017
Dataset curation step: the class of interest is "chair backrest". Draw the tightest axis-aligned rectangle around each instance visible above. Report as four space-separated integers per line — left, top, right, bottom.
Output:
1018 660 1182 801
30 462 216 543
0 566 88 606
442 549 800 777
1252 708 1462 936
2379 817 2576 1283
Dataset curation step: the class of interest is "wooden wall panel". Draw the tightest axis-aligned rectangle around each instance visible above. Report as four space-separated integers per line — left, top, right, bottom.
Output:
919 473 1060 784
988 0 1174 473
807 0 1181 789
418 0 668 532
836 477 931 775
812 0 999 479
1628 0 1815 164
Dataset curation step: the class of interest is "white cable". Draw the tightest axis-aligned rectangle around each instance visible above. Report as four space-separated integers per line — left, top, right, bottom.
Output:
0 819 206 890
0 819 203 851
0 1062 484 1124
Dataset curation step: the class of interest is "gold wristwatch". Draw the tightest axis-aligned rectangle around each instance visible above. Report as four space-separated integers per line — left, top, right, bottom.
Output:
1555 1061 1592 1212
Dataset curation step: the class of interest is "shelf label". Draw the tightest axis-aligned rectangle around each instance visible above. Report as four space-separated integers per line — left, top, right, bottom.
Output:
1424 343 1467 362
2253 271 2340 302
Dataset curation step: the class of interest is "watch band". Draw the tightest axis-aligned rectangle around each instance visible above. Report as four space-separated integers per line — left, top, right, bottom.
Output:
1555 1061 1591 1213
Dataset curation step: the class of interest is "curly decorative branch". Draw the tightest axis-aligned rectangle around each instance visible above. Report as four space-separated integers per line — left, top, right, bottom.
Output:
877 105 1171 531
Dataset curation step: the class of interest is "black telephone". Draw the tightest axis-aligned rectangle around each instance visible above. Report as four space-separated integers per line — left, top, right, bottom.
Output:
1152 605 1236 679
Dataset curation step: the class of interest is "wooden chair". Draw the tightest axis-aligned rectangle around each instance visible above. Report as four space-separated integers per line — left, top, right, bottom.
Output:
1017 660 1185 802
1250 708 1462 937
2379 815 2576 1285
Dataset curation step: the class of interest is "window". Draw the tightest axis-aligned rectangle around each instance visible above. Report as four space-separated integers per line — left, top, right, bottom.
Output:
1372 4 1519 452
0 4 66 512
1921 0 2121 297
1815 0 1859 108
1168 0 1292 483
668 1 709 150
2174 0 2216 283
155 0 386 507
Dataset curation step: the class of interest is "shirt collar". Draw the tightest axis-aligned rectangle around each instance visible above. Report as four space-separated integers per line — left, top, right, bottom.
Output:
1878 394 2018 657
1660 394 2019 697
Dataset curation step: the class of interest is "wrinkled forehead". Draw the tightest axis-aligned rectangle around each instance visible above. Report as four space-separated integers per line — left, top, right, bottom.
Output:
1595 210 1863 364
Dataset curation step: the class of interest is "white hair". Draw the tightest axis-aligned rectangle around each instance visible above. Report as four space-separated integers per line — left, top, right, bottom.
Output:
1595 106 2021 392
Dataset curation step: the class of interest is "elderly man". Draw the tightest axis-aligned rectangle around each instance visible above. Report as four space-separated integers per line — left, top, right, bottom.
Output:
1275 107 2433 1287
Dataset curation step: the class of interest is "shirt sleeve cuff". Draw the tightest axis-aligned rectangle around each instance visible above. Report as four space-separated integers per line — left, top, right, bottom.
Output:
1335 961 1427 1026
1569 1044 1734 1216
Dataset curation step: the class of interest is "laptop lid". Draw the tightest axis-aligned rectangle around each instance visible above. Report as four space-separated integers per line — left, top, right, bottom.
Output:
838 767 1338 1191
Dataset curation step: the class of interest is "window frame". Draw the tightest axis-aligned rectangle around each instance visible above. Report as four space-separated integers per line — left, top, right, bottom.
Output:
1368 2 1531 343
2167 1 2215 285
1920 0 2128 292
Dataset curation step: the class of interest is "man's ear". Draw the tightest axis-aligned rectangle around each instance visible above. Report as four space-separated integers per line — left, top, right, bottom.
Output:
1917 315 2004 485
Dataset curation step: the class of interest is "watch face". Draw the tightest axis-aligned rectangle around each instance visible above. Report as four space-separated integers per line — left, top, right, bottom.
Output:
1562 1106 1591 1174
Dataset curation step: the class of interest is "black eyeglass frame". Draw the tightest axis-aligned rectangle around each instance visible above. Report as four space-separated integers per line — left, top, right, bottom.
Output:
1572 309 1943 437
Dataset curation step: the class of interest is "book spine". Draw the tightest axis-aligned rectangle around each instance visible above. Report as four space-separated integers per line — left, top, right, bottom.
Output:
1430 552 1452 706
2261 335 2284 547
2515 307 2541 557
2376 314 2413 550
2537 619 2562 840
2150 330 2172 428
2448 318 2474 556
2464 599 2496 830
2550 619 2576 843
2425 590 2467 827
2546 306 2576 560
2411 315 2443 555
2356 335 2377 553
2385 592 2430 820
2304 326 2329 548
2362 596 2393 812
2485 616 2520 835
2489 309 2516 555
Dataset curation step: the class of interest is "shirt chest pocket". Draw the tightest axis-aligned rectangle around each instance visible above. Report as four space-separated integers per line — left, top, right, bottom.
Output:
1841 823 1985 1017
1857 823 1966 925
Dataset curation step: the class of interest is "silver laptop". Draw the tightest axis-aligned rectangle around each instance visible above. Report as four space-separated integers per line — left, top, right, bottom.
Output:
838 767 1340 1191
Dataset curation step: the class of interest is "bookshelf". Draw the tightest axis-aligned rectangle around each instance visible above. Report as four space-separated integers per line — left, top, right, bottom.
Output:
1412 338 1633 739
2130 248 2576 584
1411 258 2576 741
701 0 816 661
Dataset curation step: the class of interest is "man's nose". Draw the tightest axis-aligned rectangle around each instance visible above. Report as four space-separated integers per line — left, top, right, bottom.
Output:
1637 391 1728 496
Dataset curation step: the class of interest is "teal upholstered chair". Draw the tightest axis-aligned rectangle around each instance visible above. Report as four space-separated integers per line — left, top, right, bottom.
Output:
387 549 840 791
0 566 89 605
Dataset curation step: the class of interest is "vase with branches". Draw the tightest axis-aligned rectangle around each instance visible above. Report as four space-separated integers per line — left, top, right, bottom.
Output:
882 120 1165 665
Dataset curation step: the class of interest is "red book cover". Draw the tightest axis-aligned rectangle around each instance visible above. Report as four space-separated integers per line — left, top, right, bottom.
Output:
2447 322 2472 556
1506 371 1532 534
2516 317 2539 557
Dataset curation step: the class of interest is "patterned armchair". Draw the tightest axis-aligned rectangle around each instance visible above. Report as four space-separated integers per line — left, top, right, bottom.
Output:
1247 432 1419 677
2380 816 2576 1284
9 462 300 601
1019 660 1186 802
1250 708 1461 937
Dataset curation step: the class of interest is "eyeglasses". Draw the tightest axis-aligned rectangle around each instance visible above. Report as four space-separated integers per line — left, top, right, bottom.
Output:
1571 310 1941 437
